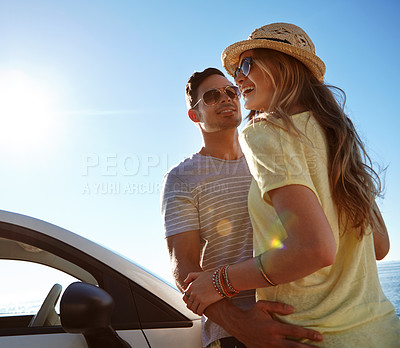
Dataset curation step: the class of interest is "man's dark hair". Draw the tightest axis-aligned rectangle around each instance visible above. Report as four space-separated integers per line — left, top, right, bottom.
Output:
185 68 225 109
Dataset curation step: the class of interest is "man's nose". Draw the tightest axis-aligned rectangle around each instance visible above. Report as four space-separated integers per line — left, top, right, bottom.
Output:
219 91 231 104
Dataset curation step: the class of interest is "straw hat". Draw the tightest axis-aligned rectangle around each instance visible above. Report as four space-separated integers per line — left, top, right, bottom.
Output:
222 23 325 81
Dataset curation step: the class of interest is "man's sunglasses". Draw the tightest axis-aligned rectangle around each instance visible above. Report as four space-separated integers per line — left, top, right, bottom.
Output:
193 85 240 108
234 57 253 79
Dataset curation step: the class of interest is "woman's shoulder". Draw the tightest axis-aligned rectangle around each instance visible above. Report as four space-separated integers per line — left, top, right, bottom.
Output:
240 111 325 150
241 112 283 133
240 115 274 141
241 111 314 134
240 113 291 150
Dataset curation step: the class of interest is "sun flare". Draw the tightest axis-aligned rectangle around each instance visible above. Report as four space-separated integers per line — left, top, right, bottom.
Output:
0 69 56 151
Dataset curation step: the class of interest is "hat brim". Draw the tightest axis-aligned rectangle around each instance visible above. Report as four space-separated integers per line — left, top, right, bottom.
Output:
222 39 325 81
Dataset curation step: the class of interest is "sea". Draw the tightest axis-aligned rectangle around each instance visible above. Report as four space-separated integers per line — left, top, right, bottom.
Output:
377 260 400 317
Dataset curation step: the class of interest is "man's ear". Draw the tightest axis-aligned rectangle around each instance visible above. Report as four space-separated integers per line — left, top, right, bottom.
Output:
188 109 200 123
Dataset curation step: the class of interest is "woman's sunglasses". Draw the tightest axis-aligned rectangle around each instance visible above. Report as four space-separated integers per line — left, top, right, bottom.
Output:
193 85 240 108
234 57 253 79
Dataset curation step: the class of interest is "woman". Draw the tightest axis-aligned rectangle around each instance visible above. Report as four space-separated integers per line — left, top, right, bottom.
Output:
183 23 400 346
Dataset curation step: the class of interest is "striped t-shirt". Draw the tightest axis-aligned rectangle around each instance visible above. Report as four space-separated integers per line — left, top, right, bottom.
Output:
161 153 255 346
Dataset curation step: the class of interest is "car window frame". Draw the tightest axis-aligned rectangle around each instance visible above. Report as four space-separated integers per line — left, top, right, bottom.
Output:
0 220 193 338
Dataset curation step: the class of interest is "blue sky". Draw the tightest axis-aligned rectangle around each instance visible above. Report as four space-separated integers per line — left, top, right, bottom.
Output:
0 0 399 284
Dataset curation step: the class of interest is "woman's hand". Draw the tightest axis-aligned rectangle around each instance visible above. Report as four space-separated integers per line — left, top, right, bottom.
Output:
182 271 223 315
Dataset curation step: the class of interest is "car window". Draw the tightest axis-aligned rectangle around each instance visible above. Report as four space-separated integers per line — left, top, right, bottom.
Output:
0 259 79 320
0 220 193 337
0 235 98 331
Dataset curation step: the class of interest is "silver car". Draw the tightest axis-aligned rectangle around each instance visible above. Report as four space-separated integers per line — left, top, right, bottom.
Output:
0 210 201 347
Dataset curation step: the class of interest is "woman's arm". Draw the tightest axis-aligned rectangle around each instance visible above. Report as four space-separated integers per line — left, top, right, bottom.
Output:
184 184 337 314
372 202 390 260
226 185 337 289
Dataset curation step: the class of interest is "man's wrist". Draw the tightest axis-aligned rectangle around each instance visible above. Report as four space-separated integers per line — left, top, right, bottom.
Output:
203 300 245 336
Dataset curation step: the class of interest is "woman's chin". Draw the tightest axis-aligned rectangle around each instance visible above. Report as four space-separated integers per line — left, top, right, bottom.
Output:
243 98 261 111
243 100 254 110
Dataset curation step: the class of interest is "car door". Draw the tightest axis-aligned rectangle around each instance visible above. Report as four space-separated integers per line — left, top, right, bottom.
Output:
0 213 201 348
0 219 149 348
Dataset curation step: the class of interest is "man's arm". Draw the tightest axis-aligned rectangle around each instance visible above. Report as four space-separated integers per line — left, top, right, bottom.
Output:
167 231 322 347
167 230 202 291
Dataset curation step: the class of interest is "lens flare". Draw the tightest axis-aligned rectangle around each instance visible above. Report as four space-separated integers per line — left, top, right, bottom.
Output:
270 238 285 249
216 219 232 236
259 210 297 251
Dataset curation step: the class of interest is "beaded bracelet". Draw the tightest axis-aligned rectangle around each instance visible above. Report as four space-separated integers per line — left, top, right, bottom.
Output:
217 266 233 298
218 265 236 298
212 265 240 298
256 254 277 287
212 267 226 298
223 265 240 295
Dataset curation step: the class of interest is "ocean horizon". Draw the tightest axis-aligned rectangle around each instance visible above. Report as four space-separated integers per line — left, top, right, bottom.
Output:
377 259 400 317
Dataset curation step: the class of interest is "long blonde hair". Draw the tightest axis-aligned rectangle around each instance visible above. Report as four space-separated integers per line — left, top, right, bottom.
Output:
250 48 383 238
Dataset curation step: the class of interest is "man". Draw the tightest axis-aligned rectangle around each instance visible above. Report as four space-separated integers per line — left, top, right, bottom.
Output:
161 68 322 347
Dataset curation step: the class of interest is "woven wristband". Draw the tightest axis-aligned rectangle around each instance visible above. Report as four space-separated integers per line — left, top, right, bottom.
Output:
256 254 277 287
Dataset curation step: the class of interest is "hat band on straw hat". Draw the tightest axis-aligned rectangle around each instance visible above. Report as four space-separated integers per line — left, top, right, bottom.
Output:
254 37 291 45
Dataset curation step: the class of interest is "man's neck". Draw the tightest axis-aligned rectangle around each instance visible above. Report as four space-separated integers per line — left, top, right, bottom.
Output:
199 128 243 160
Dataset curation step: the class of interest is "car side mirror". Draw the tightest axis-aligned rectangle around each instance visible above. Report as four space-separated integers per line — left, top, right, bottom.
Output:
60 282 132 348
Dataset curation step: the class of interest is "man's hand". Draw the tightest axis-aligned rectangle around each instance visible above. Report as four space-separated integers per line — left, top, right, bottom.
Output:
205 300 323 348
